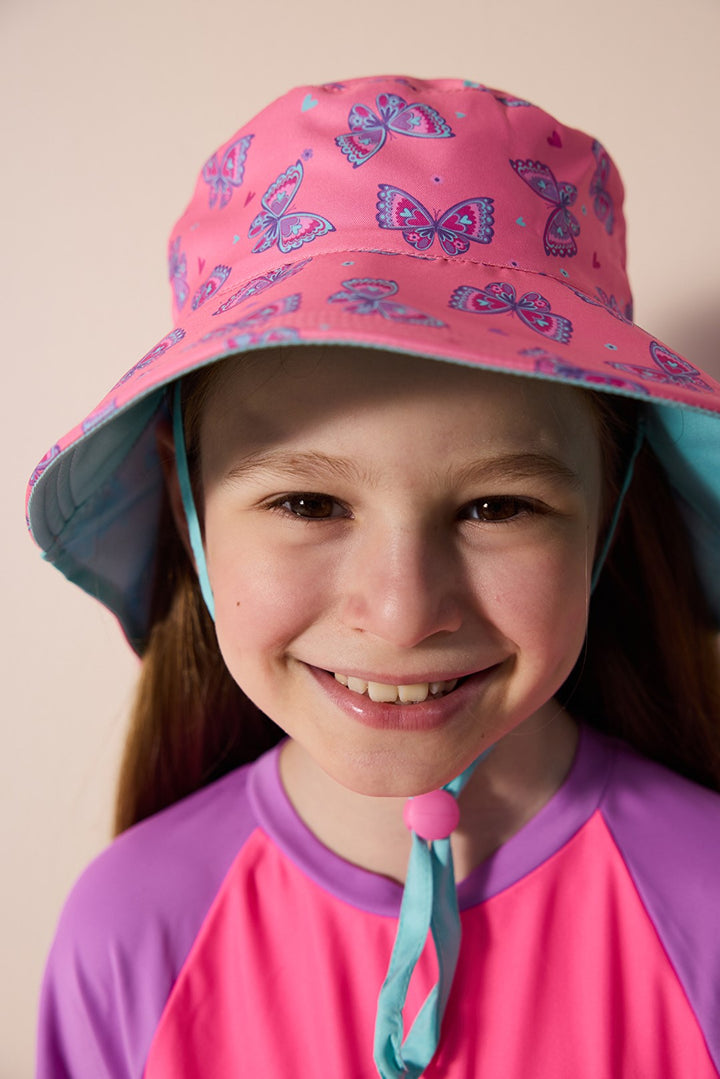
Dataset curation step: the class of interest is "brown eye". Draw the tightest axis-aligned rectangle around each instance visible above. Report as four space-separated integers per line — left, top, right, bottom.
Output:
280 494 345 519
464 497 535 522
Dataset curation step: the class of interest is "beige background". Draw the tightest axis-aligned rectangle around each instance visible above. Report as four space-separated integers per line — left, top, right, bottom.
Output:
2 0 719 1074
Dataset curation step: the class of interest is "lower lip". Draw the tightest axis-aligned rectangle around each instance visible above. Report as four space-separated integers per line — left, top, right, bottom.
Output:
307 665 501 731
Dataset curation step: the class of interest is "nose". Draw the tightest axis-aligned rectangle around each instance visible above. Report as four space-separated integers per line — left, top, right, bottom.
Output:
339 521 465 648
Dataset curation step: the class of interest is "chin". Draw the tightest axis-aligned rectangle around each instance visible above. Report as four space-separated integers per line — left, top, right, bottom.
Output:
316 735 484 800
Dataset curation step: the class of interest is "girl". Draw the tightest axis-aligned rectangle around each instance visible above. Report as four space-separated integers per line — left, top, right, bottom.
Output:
28 75 720 1078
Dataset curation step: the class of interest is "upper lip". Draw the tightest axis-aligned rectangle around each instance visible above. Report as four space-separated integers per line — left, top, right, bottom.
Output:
311 663 498 684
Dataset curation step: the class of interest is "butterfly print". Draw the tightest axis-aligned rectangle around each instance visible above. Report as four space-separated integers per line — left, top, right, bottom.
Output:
607 341 715 393
82 398 118 433
328 278 446 326
520 349 648 394
202 135 254 209
191 265 231 310
493 93 531 107
214 325 301 352
590 141 614 235
29 443 60 488
114 329 187 388
194 295 302 345
567 285 633 323
376 185 494 256
168 237 189 310
213 259 312 315
463 82 531 106
248 163 335 255
480 85 531 107
510 159 580 256
450 282 573 343
335 93 453 168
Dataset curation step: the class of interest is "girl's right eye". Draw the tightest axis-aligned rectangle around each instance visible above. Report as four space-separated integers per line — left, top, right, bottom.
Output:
461 495 545 523
271 493 349 520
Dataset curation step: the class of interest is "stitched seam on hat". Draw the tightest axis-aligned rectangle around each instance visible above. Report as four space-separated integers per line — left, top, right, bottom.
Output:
212 246 598 292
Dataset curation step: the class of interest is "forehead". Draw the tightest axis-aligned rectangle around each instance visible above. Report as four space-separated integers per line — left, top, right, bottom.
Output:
199 347 599 464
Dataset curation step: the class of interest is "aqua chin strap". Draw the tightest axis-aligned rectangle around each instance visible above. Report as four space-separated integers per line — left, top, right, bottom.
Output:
172 382 216 620
373 749 491 1078
590 413 645 593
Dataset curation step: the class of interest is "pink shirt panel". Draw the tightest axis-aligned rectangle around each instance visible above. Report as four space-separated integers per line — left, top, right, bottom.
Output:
144 812 716 1078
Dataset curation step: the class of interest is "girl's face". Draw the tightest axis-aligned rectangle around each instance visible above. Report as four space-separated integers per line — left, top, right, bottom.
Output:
198 348 602 796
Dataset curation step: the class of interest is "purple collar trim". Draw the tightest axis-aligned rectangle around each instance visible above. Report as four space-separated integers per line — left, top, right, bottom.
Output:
248 725 614 917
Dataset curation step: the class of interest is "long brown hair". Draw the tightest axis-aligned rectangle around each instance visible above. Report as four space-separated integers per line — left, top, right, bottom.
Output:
113 361 720 833
557 394 720 786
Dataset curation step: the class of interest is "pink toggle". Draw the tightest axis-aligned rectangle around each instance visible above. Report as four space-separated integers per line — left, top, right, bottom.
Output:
403 789 460 840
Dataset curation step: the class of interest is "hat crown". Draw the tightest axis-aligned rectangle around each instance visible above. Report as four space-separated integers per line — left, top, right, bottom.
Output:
170 75 631 325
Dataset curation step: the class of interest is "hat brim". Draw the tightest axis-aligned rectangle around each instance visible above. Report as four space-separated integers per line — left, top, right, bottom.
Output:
26 249 720 649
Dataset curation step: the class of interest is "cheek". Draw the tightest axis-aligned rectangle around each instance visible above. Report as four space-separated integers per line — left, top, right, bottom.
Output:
209 535 328 658
478 534 591 673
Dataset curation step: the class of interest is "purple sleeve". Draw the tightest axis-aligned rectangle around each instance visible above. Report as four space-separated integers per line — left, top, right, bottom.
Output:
35 765 258 1079
601 742 720 1070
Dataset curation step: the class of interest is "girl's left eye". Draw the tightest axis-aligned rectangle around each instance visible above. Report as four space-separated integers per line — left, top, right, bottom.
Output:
461 496 543 522
271 493 349 519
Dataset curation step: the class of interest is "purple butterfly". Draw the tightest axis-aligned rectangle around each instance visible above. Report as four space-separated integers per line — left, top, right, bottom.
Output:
248 163 335 255
607 340 714 393
114 329 187 388
328 278 446 326
202 135 253 209
510 159 580 257
520 348 648 394
590 141 614 235
191 265 231 310
335 93 453 168
168 237 189 311
376 185 494 256
140 328 186 360
450 282 573 343
213 259 312 315
194 295 302 345
567 284 633 324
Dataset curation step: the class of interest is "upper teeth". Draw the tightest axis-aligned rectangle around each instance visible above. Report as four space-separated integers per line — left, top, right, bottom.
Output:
333 673 458 703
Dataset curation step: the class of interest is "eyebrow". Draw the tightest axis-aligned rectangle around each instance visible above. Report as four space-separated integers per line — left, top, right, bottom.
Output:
222 449 582 490
223 450 365 486
452 452 582 490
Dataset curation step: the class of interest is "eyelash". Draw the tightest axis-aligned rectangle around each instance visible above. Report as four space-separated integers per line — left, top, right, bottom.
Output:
268 493 351 520
267 493 547 524
461 496 546 523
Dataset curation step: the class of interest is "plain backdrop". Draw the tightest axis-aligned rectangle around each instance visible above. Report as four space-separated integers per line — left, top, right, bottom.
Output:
2 0 719 1074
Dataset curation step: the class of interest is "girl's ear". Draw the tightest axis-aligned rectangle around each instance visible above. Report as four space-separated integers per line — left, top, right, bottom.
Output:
156 417 194 562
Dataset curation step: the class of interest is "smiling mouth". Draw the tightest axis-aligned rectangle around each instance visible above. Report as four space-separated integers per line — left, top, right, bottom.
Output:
332 672 461 704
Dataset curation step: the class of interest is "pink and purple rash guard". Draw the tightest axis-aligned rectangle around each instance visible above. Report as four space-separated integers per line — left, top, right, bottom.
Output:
37 726 720 1077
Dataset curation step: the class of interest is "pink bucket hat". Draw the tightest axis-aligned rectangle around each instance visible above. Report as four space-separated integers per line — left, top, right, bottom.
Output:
26 74 720 649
